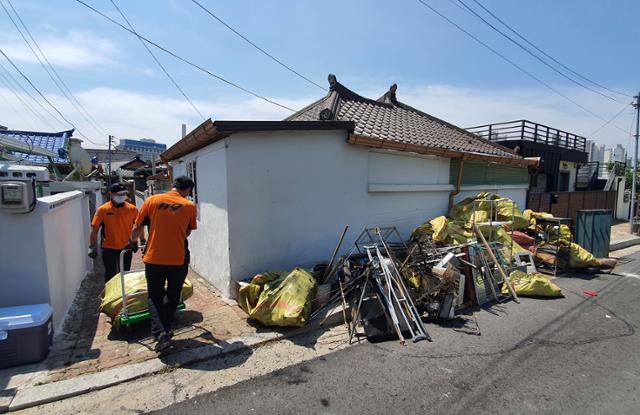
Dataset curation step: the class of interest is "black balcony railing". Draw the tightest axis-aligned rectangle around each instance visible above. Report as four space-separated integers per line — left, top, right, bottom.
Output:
467 120 587 152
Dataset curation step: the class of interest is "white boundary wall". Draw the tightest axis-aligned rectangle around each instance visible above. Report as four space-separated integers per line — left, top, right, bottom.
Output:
0 191 92 330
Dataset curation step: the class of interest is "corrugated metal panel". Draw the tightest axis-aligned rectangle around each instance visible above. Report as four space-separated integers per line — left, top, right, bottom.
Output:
575 209 612 258
450 160 528 186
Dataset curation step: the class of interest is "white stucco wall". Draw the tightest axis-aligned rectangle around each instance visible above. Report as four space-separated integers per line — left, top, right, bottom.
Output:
223 130 453 295
172 140 231 293
0 191 91 330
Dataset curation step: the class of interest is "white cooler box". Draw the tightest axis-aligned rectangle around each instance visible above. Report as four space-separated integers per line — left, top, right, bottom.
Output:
0 304 53 369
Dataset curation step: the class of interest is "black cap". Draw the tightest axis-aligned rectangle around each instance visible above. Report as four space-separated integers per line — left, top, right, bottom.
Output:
173 176 195 190
109 182 127 193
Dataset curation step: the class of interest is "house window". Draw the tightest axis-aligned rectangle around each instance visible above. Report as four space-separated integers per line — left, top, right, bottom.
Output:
186 160 198 205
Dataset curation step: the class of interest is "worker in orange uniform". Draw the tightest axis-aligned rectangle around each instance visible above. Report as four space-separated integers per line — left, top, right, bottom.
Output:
89 182 138 283
128 176 197 352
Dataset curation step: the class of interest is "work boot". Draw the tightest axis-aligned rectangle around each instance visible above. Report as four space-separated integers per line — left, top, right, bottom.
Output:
154 332 172 353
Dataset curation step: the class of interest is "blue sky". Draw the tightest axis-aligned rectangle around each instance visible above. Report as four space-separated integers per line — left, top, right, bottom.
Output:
0 0 637 148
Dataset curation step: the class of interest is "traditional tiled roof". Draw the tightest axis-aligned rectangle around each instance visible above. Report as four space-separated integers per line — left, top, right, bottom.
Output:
1 128 74 164
286 75 519 160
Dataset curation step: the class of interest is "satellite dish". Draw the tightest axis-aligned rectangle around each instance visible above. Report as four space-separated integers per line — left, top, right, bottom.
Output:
67 138 92 174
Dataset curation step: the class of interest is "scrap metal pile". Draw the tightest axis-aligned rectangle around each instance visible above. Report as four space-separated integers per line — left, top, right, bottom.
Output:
240 193 616 345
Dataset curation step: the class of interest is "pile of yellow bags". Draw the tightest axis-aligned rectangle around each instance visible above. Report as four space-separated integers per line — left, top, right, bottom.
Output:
411 193 528 258
412 192 612 270
238 268 317 327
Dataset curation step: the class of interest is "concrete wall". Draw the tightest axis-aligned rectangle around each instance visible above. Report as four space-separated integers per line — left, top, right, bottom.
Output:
224 131 453 296
172 140 231 294
0 191 91 330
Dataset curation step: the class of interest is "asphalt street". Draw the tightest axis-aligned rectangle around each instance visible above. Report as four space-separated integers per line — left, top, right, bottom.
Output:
153 251 640 415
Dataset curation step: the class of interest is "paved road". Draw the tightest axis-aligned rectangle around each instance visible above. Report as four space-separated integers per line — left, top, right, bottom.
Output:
153 253 640 415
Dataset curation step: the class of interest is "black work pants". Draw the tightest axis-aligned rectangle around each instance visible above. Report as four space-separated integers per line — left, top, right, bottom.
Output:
102 248 132 283
145 263 188 339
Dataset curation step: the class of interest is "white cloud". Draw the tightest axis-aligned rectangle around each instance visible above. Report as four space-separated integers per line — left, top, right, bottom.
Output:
0 87 314 147
0 31 117 68
0 83 634 151
359 83 635 148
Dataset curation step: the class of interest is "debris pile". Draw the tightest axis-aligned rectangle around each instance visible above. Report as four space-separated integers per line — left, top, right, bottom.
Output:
238 192 616 345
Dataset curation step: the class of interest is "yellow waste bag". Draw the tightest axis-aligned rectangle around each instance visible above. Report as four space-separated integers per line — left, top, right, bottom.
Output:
449 192 491 225
501 270 563 298
492 196 529 230
430 215 449 242
410 221 433 240
100 271 194 321
477 225 527 259
567 242 601 268
547 224 572 244
238 268 317 327
523 209 554 229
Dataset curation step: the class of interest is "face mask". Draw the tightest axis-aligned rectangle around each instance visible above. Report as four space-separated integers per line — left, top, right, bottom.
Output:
112 195 127 204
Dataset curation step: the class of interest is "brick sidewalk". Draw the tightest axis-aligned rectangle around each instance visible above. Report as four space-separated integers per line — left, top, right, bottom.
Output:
22 251 257 385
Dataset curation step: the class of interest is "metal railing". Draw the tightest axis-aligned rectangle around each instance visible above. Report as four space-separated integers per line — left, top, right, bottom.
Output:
576 161 626 190
467 120 587 152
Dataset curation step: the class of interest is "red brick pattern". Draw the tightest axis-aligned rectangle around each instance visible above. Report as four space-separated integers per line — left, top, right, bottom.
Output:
38 251 255 384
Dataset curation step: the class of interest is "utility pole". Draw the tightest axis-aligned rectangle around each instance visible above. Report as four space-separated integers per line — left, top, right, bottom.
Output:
107 135 113 187
631 93 640 232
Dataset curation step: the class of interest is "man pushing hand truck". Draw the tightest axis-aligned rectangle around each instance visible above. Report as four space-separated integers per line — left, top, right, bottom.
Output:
129 176 198 352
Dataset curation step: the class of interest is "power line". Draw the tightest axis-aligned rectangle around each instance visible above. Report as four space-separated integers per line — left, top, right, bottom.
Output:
0 79 31 125
109 0 205 120
468 0 633 99
414 0 630 132
189 0 326 91
0 58 61 128
74 0 296 112
0 0 108 137
0 63 55 128
455 0 628 105
4 0 110 136
588 103 633 138
0 48 104 145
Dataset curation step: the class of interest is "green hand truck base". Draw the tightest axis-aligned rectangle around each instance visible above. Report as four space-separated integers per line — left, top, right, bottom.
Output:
118 303 186 327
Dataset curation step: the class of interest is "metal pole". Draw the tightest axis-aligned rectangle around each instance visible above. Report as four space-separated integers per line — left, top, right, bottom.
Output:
107 135 113 187
631 93 639 232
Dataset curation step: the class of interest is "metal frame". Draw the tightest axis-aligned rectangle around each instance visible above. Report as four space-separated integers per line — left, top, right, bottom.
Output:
116 248 185 327
471 197 515 265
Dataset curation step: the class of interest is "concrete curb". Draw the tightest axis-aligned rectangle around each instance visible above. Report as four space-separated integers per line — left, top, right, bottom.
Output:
5 306 346 412
610 236 640 252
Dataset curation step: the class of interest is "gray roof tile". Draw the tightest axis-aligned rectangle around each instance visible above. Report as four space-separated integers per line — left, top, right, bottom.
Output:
285 76 518 159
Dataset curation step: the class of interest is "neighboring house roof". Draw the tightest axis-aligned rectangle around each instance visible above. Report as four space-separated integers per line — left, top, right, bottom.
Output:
286 75 526 163
117 156 148 171
162 75 535 167
1 129 74 164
